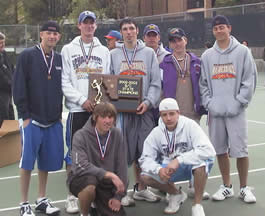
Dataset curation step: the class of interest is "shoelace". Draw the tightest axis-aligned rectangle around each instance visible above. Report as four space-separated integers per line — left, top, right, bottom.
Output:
21 205 32 214
69 198 78 208
41 198 53 208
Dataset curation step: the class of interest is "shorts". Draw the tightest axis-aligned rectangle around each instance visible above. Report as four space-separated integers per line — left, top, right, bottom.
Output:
65 112 91 165
19 120 64 171
142 159 214 184
209 110 248 158
122 110 154 166
69 174 126 216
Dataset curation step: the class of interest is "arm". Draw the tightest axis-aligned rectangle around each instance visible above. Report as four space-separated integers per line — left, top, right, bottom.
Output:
71 132 106 180
138 128 163 176
61 46 87 107
236 49 256 106
113 130 128 200
12 51 30 120
176 121 216 165
199 55 212 109
143 51 161 108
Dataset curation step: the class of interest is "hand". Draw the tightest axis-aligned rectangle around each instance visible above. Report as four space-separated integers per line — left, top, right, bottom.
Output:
104 172 125 194
167 159 179 171
136 102 148 115
108 198 121 212
158 167 171 182
81 99 94 112
23 119 30 128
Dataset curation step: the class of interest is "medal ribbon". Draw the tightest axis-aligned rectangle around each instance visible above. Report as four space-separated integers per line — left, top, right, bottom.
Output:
172 54 188 79
122 44 138 72
164 128 176 154
38 44 54 76
95 127 111 159
79 38 94 65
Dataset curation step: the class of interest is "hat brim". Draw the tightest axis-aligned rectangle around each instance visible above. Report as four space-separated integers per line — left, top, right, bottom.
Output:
80 16 96 23
104 35 116 39
145 30 159 35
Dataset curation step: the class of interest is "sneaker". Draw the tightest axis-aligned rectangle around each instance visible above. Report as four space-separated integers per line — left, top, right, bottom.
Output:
212 185 234 201
65 195 79 213
192 204 205 216
121 194 135 207
187 187 210 200
35 197 60 215
20 202 35 216
239 186 256 203
133 188 161 202
164 190 187 214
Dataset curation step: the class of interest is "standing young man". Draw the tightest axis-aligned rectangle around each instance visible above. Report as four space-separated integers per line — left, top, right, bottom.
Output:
68 102 128 216
199 15 257 203
104 30 122 50
110 18 161 206
13 21 63 216
143 24 169 64
0 32 15 127
139 98 215 216
61 11 110 213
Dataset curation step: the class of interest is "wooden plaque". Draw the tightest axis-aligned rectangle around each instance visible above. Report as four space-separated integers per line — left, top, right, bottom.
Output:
89 74 142 112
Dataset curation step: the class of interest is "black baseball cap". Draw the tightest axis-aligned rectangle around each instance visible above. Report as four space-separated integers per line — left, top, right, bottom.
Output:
41 21 60 33
168 28 186 41
212 15 230 28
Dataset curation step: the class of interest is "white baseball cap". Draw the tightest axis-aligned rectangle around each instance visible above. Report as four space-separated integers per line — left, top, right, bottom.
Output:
159 98 179 112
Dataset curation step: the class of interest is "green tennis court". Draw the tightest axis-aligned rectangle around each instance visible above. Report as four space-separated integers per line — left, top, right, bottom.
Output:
1 72 265 216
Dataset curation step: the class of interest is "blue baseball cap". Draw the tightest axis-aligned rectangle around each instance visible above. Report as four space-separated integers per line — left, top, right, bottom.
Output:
78 11 96 23
143 24 160 35
104 30 122 40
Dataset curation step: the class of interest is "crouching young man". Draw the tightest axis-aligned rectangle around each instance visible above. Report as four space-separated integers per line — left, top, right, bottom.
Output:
138 98 216 216
67 102 128 216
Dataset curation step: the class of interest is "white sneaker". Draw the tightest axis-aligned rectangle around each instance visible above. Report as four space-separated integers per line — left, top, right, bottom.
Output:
239 186 256 203
212 185 234 201
187 187 210 200
65 195 79 213
121 194 135 207
35 197 60 215
133 188 161 202
164 191 187 214
192 204 205 216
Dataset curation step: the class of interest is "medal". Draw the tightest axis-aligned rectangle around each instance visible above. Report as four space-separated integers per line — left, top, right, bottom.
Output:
38 44 54 80
164 128 176 154
95 127 111 160
122 43 138 75
172 53 188 80
80 38 94 67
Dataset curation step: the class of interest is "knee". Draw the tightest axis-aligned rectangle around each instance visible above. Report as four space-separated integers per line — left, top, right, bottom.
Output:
193 166 206 176
79 185 96 198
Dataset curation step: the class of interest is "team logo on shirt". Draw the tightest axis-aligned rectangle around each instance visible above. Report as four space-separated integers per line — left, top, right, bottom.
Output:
212 63 236 79
162 142 191 158
119 61 147 76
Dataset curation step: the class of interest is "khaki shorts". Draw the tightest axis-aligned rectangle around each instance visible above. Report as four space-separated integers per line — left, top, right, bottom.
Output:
209 110 248 158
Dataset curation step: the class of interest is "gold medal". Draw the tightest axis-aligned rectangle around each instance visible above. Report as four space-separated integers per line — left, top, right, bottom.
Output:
48 75 51 80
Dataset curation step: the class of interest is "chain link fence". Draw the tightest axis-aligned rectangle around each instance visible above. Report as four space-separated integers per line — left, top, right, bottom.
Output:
0 2 264 57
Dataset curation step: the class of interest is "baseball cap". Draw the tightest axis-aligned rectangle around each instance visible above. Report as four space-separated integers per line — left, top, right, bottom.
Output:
104 30 122 40
40 21 60 33
159 98 179 112
168 28 186 40
143 24 160 35
212 15 230 28
78 11 96 23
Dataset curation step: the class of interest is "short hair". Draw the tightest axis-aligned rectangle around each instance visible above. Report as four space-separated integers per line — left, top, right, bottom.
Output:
119 17 138 30
92 102 117 125
0 32 6 40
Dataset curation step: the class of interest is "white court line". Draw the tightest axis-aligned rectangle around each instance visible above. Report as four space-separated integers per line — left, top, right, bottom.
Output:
1 141 265 182
248 120 265 125
1 167 265 212
0 170 65 181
